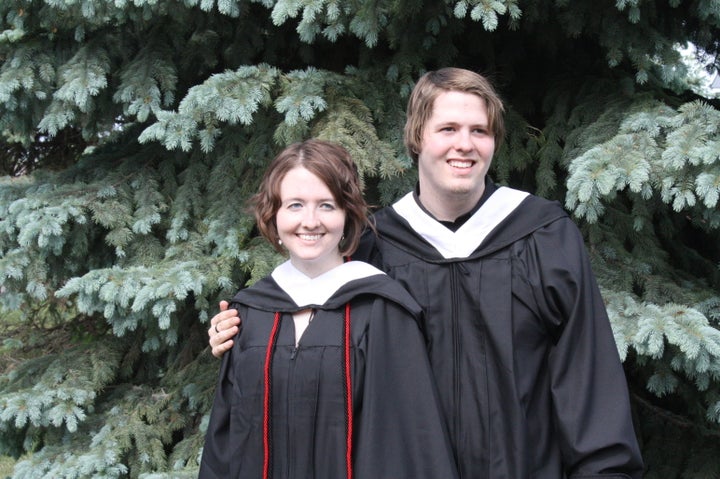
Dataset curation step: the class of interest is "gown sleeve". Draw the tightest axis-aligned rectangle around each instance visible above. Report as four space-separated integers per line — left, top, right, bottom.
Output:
353 227 383 267
527 217 644 479
352 299 459 479
198 323 237 478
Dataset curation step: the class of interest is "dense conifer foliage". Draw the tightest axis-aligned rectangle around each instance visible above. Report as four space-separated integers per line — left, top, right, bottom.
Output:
0 1 719 477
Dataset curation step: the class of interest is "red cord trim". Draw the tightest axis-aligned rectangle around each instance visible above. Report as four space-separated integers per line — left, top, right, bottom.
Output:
263 312 281 479
344 302 353 479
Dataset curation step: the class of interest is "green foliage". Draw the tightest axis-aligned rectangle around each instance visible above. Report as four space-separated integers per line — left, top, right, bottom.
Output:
566 97 720 226
0 455 15 479
0 0 720 477
139 65 281 152
452 0 522 31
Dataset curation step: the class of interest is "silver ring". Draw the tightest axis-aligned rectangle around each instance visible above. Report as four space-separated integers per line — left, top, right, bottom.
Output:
214 324 220 334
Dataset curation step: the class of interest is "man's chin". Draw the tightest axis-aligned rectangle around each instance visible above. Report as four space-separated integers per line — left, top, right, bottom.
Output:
446 181 482 196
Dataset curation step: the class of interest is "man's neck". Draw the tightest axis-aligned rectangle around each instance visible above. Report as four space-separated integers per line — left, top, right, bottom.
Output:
416 183 486 223
412 177 496 231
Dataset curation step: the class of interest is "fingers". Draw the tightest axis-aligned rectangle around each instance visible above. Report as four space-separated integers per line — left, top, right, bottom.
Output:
209 307 237 335
210 315 240 342
208 300 241 358
210 301 230 329
211 335 236 358
208 311 240 338
210 319 239 357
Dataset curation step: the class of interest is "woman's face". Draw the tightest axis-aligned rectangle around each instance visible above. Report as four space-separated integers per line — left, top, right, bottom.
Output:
275 166 346 278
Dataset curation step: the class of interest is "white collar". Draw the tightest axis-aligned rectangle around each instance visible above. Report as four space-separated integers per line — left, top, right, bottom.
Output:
271 260 385 307
392 186 529 258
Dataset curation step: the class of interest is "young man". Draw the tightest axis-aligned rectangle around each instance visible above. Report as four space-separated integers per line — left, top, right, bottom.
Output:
209 68 644 478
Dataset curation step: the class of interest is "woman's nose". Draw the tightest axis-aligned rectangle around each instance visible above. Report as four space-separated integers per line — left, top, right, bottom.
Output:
301 209 320 228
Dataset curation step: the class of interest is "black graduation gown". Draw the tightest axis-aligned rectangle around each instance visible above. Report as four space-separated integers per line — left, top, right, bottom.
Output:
199 261 458 479
355 186 644 479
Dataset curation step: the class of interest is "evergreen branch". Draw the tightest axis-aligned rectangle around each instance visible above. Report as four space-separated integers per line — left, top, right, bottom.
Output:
0 339 123 434
139 64 280 151
452 0 521 31
565 97 720 226
633 393 720 439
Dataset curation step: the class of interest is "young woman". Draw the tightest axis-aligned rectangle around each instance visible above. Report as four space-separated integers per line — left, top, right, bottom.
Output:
199 139 457 479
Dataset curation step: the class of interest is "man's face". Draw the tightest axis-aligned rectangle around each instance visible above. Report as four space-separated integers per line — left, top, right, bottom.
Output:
417 90 495 215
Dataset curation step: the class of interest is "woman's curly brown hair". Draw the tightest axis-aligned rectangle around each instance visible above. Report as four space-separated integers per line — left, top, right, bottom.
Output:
251 139 371 256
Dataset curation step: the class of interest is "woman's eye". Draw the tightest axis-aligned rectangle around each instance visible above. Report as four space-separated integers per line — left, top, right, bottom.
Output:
320 202 336 210
287 202 303 209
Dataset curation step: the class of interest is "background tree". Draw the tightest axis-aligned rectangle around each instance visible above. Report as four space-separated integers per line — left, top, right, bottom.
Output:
0 0 719 477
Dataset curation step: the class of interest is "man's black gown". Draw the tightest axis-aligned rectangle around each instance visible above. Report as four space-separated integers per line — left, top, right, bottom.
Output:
356 184 644 479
